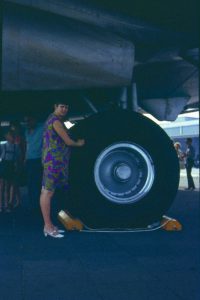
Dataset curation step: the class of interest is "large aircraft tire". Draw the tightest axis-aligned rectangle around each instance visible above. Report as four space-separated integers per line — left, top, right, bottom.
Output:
68 110 179 228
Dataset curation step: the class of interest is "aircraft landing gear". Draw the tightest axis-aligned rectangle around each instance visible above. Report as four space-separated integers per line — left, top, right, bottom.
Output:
68 110 179 228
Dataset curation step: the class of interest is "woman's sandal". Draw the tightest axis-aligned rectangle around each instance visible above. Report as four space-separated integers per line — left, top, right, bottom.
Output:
43 229 64 238
54 226 65 233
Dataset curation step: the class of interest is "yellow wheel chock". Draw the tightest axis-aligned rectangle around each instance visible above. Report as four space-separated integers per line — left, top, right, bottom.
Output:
161 215 182 231
58 210 84 231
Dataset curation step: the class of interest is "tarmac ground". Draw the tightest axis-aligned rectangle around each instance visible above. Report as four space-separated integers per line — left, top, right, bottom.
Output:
0 168 199 300
179 167 199 190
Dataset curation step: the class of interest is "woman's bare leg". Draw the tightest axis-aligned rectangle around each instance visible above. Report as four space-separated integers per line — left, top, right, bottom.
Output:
40 188 55 231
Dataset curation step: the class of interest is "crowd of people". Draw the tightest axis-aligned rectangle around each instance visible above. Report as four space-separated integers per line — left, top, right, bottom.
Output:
0 102 85 238
0 115 43 213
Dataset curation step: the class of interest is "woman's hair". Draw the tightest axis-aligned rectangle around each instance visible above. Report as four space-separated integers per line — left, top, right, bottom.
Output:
54 101 69 107
174 142 181 147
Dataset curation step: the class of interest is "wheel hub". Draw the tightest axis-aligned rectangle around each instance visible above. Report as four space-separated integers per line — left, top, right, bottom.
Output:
94 142 155 204
114 163 132 181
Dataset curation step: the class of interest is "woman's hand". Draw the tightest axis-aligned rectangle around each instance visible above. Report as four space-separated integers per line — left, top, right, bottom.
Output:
76 139 85 147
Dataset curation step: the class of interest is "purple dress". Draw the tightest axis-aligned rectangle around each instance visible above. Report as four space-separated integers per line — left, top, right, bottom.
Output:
42 114 71 191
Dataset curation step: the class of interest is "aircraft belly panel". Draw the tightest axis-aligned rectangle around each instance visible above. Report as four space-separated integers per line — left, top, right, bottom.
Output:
2 3 134 90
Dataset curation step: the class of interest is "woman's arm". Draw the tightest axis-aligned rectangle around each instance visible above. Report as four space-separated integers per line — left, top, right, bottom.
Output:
53 120 84 147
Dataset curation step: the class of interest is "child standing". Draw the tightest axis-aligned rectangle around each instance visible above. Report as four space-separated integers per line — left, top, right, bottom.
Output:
0 131 21 212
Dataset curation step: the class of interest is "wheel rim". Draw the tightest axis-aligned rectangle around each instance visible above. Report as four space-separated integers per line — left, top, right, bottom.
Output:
94 142 155 204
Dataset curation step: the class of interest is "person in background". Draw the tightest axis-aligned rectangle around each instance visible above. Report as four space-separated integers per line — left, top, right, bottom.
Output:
10 120 26 161
174 142 183 160
184 138 196 190
24 114 44 212
174 142 185 169
0 131 21 212
40 102 85 238
10 120 26 208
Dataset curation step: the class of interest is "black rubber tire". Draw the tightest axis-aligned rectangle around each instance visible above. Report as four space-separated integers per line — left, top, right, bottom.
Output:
68 110 179 228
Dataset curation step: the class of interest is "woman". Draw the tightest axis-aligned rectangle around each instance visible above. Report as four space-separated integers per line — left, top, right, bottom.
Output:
174 142 185 170
40 102 85 238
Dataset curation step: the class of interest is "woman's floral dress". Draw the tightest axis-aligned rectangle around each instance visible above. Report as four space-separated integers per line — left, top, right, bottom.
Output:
42 114 71 191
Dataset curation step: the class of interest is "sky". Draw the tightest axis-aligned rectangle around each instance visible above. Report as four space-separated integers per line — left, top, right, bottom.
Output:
144 111 199 125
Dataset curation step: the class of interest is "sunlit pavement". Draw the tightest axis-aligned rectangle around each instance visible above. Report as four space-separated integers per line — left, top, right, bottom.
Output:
0 186 199 299
179 168 199 190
